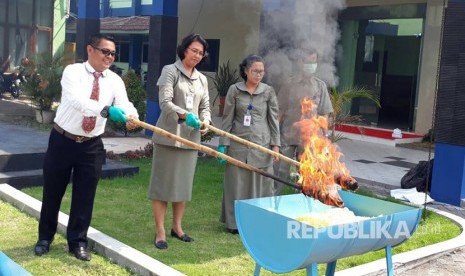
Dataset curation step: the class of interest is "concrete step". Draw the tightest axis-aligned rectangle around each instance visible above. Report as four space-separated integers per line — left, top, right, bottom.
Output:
0 159 138 190
0 153 44 172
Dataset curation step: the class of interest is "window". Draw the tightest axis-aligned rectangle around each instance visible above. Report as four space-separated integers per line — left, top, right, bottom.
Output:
116 42 129 62
196 39 220 72
142 43 148 63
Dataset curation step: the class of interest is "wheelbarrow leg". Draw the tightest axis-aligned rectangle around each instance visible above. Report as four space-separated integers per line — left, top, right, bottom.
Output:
385 245 393 276
254 263 261 276
306 263 318 275
325 260 337 276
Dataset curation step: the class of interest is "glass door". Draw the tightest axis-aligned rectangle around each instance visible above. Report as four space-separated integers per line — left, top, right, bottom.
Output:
338 5 425 130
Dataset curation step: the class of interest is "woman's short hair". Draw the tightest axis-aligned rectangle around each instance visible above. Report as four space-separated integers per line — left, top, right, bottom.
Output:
176 34 209 61
239 54 264 81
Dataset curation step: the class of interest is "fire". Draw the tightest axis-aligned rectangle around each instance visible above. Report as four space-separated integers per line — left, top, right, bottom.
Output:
297 98 358 207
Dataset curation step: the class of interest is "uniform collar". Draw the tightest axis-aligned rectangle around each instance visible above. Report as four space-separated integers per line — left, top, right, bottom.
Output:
235 81 267 95
174 59 200 80
84 61 108 77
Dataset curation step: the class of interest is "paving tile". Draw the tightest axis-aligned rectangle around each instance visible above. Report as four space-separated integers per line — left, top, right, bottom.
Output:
353 159 377 164
381 160 417 169
384 156 406 160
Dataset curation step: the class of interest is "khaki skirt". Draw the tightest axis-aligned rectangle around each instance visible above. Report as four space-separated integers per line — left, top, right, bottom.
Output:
220 164 274 230
148 144 198 202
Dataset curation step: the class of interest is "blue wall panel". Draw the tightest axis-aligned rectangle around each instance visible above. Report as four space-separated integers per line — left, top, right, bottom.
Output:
431 143 465 206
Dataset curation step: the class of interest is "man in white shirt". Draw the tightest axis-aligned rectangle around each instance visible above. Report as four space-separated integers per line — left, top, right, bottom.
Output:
34 34 139 261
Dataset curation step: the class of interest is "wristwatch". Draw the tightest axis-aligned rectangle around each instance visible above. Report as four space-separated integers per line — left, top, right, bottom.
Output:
100 106 111 118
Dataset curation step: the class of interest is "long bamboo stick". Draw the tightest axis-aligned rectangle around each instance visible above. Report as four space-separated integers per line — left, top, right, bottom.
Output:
129 118 303 191
201 122 301 167
201 122 359 192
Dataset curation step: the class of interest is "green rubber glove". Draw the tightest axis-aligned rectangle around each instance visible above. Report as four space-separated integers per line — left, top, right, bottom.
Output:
217 145 227 164
109 106 127 123
185 112 201 129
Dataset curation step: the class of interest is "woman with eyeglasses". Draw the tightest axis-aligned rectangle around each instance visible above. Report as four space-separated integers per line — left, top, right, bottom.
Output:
148 34 211 249
217 54 280 234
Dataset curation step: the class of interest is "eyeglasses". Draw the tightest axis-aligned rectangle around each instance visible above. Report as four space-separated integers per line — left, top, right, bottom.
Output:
250 69 265 76
187 47 205 57
92 46 117 58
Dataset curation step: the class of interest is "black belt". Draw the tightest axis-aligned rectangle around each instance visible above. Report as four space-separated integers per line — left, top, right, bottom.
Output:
53 124 97 143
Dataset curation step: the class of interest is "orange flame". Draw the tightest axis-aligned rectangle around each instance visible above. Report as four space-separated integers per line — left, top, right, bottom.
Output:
297 98 357 207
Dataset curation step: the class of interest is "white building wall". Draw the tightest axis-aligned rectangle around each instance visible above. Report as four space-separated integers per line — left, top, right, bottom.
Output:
415 0 444 133
178 0 262 114
178 0 262 69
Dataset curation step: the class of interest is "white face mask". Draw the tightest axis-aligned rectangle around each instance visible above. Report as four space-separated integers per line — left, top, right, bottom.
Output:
303 63 318 75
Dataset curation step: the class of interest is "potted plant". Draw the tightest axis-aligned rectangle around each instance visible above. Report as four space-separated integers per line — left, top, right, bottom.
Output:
20 53 63 123
329 86 381 142
210 60 240 116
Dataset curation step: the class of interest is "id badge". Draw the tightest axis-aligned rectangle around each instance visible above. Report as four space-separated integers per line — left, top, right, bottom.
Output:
243 114 251 126
186 94 194 110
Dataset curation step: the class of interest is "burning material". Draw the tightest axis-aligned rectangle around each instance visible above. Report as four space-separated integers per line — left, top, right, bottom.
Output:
296 207 372 228
297 98 357 207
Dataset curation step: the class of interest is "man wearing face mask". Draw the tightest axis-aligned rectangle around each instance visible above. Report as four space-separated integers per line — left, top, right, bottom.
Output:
273 48 333 196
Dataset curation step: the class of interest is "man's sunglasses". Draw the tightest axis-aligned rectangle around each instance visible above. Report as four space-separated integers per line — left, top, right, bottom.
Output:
92 46 117 57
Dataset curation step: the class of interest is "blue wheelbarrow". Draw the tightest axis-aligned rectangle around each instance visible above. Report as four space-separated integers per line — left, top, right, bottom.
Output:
235 191 422 275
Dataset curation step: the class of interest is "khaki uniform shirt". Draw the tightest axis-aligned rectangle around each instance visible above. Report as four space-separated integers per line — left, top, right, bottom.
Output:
154 60 211 148
220 82 280 168
277 75 333 146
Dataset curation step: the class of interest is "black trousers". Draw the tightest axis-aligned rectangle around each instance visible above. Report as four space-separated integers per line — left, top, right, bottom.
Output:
38 128 106 250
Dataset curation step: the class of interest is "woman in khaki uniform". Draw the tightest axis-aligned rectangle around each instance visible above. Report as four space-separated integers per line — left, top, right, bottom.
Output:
218 55 280 234
148 34 211 249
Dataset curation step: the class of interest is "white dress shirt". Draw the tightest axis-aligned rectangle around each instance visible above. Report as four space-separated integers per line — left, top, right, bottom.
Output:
54 62 138 137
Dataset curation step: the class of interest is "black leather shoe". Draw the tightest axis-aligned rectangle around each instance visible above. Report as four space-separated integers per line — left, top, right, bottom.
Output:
154 240 168 250
69 246 91 261
227 228 239 235
34 240 52 256
170 229 194 242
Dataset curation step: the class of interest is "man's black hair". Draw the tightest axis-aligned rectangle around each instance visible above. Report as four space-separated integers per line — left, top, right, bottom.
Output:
87 34 116 47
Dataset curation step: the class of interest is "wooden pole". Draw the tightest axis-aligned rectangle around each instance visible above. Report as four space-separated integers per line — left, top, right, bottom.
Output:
201 122 301 167
129 118 302 191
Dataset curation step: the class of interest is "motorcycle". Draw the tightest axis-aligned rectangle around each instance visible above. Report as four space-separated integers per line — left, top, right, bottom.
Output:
0 71 21 98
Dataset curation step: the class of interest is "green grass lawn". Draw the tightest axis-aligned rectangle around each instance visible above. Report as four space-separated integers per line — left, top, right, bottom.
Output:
3 157 461 275
0 201 134 275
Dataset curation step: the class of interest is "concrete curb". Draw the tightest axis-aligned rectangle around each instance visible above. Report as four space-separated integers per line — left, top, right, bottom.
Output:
336 207 465 275
334 131 423 147
0 184 185 276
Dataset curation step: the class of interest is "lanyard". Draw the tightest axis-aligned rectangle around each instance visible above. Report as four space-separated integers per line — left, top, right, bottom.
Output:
246 95 253 115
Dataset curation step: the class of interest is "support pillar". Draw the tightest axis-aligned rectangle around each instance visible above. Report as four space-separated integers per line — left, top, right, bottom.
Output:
145 0 178 136
75 0 100 62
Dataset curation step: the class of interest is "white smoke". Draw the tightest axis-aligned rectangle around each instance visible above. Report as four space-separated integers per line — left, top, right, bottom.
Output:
246 0 346 88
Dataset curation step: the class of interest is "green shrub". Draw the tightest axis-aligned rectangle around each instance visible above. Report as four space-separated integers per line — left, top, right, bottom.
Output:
109 70 146 135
